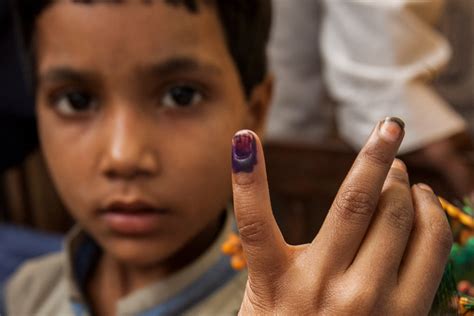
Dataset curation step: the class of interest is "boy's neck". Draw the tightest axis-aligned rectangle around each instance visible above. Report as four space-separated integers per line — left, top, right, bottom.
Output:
86 211 226 316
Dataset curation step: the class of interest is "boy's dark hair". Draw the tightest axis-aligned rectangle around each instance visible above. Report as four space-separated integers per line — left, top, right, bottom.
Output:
12 0 272 97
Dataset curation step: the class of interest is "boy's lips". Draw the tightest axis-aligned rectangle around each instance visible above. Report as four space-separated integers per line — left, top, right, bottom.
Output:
99 200 169 235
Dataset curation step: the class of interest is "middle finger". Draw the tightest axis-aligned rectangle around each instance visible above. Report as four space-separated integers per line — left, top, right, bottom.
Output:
311 117 405 272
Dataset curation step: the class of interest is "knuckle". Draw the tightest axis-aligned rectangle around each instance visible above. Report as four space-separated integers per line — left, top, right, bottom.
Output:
361 145 393 167
382 199 414 233
233 180 256 195
237 215 269 245
334 187 376 222
334 283 377 314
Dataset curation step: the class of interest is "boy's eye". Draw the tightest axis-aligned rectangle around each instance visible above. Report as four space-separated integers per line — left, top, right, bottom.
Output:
162 85 203 108
54 91 97 116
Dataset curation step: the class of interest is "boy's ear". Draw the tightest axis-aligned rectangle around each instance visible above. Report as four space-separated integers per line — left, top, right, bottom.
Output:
246 74 273 136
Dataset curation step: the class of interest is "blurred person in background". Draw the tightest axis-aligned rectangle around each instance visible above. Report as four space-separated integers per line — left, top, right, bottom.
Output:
266 0 474 199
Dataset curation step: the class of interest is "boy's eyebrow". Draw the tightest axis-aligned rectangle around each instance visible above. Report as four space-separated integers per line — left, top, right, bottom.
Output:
38 67 99 85
38 57 222 85
144 56 223 77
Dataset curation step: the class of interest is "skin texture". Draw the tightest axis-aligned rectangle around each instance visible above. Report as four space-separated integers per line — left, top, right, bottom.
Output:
34 1 270 315
232 120 453 315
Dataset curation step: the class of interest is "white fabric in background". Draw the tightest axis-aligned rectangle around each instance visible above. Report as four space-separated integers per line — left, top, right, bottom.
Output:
266 0 467 154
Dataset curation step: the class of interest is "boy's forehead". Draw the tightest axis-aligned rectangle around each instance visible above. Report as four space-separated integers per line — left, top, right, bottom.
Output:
35 0 231 75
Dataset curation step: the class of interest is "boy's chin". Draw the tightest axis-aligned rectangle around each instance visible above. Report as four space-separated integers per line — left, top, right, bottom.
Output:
91 214 222 271
102 236 188 269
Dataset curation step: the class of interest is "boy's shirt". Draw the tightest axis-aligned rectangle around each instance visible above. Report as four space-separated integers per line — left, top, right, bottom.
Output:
4 210 247 316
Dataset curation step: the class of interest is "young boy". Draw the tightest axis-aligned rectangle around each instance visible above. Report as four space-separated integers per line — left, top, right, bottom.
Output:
2 0 452 315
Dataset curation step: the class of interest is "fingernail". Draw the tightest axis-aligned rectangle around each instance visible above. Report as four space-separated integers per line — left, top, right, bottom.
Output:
379 117 405 143
232 130 257 173
417 183 434 193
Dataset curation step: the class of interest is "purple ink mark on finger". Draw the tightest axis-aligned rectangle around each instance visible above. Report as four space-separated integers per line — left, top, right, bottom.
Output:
232 131 257 173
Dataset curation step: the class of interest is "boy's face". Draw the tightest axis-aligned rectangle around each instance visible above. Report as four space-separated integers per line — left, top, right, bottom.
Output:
35 1 269 267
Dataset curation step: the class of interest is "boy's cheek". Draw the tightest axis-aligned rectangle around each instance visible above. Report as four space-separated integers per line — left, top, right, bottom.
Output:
163 148 232 210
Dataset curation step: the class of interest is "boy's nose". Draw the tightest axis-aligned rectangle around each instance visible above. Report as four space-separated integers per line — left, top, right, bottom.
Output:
99 107 159 180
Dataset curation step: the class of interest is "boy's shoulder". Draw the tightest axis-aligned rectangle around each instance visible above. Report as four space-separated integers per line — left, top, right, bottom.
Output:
187 269 247 315
7 251 65 288
5 251 73 316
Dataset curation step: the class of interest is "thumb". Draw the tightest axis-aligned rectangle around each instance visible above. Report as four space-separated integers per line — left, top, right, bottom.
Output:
231 130 287 281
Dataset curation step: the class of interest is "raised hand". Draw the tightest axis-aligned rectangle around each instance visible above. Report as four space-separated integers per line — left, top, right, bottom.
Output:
231 118 453 315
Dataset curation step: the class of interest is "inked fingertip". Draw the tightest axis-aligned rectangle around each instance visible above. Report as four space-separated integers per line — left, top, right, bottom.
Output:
232 130 258 173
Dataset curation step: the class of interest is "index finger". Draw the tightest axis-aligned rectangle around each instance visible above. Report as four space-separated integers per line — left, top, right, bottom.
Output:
311 117 405 271
231 130 287 284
